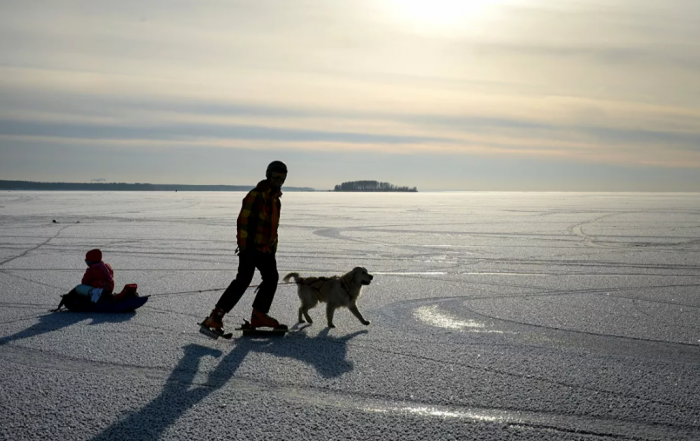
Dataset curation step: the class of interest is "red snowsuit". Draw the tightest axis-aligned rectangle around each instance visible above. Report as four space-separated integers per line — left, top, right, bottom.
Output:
82 262 115 293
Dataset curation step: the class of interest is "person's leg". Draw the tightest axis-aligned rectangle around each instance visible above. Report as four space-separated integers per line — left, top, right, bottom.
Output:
75 284 93 296
74 285 104 303
215 250 256 313
251 252 279 314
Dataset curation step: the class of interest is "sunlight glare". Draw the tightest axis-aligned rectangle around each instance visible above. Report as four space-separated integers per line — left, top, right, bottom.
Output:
384 0 505 35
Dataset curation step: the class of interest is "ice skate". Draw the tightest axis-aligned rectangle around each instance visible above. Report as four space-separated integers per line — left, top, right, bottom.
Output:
199 311 232 340
234 310 289 336
249 309 288 330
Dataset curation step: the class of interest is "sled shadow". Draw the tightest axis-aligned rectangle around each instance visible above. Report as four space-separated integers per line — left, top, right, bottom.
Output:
90 329 367 440
0 311 136 346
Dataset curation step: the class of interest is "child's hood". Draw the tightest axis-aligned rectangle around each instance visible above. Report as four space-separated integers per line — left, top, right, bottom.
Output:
85 249 102 263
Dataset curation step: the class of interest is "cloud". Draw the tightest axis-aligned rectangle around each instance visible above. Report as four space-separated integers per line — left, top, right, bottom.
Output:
2 65 700 169
0 117 448 145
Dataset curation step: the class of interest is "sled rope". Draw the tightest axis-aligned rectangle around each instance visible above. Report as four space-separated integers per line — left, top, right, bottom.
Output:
148 282 296 297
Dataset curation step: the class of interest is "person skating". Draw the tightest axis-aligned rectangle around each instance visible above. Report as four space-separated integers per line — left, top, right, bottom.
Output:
200 161 288 338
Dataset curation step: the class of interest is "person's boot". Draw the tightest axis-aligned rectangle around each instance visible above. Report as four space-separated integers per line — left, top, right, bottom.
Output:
250 309 287 329
203 308 225 329
199 308 226 338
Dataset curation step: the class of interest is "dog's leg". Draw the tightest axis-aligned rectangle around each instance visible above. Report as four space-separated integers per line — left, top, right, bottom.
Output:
349 304 371 326
302 306 314 324
301 297 316 324
298 289 317 324
326 304 337 328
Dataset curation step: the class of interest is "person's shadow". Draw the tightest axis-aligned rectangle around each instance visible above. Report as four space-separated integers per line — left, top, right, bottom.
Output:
90 343 226 441
90 328 367 441
0 311 136 346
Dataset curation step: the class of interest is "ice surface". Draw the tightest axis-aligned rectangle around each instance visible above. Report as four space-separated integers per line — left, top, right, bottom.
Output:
0 191 699 440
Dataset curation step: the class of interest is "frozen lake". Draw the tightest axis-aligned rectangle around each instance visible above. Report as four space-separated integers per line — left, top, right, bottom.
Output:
1 191 699 440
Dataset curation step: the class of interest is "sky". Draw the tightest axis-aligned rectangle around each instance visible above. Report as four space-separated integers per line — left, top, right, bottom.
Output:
1 0 699 191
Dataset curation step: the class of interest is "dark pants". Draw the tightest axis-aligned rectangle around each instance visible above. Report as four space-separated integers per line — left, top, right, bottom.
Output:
215 249 278 314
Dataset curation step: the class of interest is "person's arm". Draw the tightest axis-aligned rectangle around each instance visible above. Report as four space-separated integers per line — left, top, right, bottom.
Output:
105 263 115 292
270 198 281 253
81 267 95 286
237 190 260 251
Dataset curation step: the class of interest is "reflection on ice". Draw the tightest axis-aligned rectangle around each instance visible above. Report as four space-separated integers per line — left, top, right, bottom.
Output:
414 305 503 333
461 272 547 276
365 405 502 422
374 272 447 275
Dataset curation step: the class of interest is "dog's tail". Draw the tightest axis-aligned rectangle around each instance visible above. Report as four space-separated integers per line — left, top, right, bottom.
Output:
283 272 300 283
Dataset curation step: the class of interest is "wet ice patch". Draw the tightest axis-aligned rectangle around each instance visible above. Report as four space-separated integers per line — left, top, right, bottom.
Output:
374 272 447 275
365 405 501 422
461 272 548 276
413 305 503 333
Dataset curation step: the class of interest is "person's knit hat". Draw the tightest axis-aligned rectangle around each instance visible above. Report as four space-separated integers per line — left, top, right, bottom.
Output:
85 249 102 263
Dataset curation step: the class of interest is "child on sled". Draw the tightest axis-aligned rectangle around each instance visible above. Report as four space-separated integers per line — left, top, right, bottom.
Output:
73 249 115 303
52 249 141 312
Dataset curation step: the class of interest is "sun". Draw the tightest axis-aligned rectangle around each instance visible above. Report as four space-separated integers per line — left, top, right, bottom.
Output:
382 0 504 35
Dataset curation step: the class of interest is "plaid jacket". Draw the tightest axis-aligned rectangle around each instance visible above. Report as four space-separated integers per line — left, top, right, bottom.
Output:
237 180 282 253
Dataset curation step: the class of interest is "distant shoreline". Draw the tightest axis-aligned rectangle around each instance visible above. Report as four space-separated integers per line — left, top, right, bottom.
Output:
0 180 315 192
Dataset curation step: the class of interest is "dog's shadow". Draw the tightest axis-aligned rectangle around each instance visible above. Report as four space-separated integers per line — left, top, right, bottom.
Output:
240 327 368 378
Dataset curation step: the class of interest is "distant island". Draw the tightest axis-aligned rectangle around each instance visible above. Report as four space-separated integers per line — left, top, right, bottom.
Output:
334 180 417 192
0 180 315 192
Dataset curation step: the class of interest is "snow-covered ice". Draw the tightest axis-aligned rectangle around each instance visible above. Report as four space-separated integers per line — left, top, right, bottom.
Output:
0 191 699 440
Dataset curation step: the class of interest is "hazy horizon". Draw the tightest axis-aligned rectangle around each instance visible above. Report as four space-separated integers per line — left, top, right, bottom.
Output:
1 0 699 191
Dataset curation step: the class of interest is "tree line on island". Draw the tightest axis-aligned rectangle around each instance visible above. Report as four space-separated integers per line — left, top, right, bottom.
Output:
333 180 417 192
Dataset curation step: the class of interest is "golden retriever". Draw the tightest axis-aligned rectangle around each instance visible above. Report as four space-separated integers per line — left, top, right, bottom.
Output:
283 267 373 328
